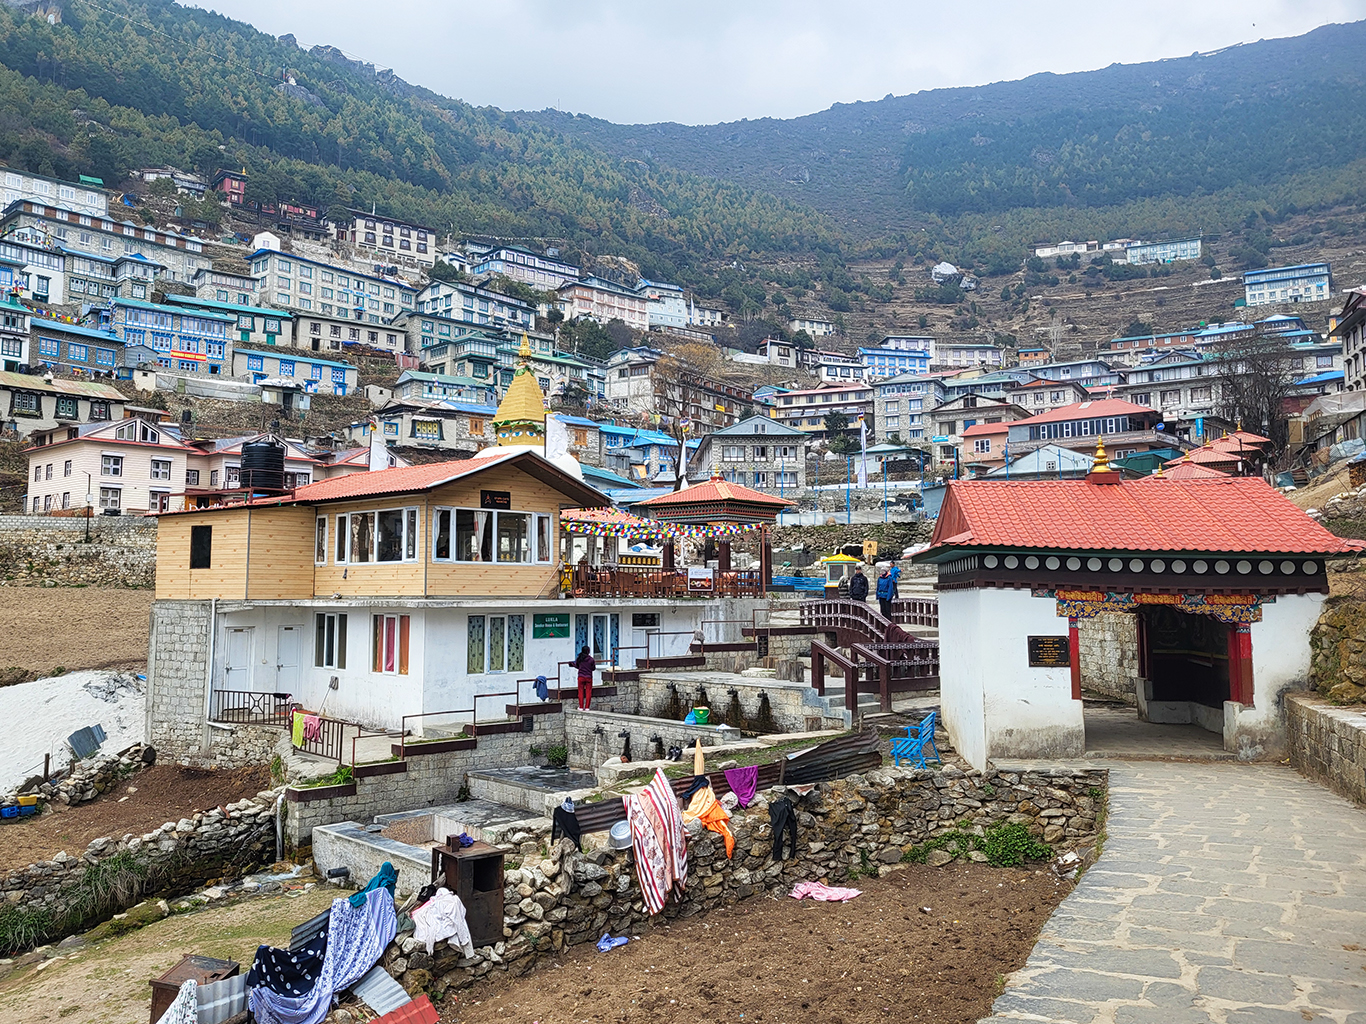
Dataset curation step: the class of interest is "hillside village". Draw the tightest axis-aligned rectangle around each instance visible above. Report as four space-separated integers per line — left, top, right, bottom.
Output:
2 8 1366 1024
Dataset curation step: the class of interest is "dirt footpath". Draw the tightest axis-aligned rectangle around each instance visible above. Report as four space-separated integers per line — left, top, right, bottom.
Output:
0 764 270 871
0 588 154 678
443 862 1070 1024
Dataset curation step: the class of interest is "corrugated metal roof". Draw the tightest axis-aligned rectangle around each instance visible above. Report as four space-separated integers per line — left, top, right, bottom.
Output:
196 973 247 1024
68 724 106 759
351 964 412 1016
0 370 125 400
374 993 439 1024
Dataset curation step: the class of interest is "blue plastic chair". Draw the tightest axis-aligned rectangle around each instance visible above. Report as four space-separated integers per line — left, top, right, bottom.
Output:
891 710 941 768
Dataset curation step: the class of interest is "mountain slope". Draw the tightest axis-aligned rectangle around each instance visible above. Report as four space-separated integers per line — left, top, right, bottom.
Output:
0 0 842 280
522 21 1366 232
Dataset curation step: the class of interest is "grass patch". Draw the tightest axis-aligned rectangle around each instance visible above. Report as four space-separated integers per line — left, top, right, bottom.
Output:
903 822 1052 868
296 765 353 788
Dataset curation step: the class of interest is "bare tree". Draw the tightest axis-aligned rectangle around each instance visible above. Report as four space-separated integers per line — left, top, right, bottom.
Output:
1208 325 1298 451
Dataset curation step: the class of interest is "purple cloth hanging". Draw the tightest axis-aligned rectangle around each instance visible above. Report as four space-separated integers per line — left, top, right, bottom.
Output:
723 765 760 808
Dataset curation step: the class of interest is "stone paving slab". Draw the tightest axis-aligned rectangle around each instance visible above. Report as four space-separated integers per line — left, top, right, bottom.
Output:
981 762 1366 1024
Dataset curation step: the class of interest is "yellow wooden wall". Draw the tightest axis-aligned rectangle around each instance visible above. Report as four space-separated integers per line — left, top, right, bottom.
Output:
245 506 317 600
156 463 567 601
155 510 251 600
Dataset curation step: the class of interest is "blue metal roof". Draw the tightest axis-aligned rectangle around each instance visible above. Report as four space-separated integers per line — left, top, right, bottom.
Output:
1294 370 1344 386
237 348 354 370
31 319 122 343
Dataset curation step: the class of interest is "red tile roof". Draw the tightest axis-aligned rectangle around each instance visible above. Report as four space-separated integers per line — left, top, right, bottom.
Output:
1160 460 1229 480
1168 446 1240 467
961 422 1011 438
636 476 795 509
290 449 514 502
1019 399 1157 426
925 477 1355 556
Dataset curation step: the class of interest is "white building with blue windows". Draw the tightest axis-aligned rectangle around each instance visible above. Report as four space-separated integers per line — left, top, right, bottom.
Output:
1244 263 1333 307
1124 237 1202 265
97 298 233 375
231 348 358 396
416 279 536 332
859 344 932 380
471 245 580 290
249 250 417 324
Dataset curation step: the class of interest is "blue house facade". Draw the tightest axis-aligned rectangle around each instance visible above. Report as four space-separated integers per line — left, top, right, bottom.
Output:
230 348 358 396
1244 263 1332 307
97 297 233 374
859 345 931 379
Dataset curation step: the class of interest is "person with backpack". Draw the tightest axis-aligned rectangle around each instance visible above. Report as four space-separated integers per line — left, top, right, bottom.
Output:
875 568 895 619
574 646 595 710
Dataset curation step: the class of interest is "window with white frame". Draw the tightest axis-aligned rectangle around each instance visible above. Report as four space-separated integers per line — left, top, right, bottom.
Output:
314 612 347 668
333 508 418 563
371 613 409 674
465 613 524 674
99 486 121 509
721 445 745 461
150 459 171 481
101 454 123 477
432 507 539 563
973 438 992 453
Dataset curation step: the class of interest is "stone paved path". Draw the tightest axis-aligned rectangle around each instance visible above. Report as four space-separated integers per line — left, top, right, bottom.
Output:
981 762 1366 1024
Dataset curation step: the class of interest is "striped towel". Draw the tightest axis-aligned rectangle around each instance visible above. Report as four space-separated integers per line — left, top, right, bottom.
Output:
625 768 688 915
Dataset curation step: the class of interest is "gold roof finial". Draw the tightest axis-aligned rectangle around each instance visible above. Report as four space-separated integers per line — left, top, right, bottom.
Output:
519 332 532 360
1091 436 1113 473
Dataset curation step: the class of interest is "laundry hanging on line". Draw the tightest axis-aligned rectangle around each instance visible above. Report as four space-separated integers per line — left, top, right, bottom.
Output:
681 783 735 858
723 765 760 808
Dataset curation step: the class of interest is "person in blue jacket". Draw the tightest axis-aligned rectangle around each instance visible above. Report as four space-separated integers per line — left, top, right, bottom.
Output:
875 568 895 619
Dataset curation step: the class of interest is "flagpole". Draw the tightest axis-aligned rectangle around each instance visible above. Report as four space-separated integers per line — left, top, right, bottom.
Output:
846 456 851 525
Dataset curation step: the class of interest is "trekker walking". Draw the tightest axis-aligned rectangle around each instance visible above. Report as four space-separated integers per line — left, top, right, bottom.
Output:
875 569 895 620
574 646 596 710
849 566 869 602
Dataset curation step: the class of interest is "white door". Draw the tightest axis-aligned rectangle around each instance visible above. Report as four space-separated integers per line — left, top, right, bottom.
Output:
629 628 659 669
276 625 302 694
591 614 610 664
224 627 253 691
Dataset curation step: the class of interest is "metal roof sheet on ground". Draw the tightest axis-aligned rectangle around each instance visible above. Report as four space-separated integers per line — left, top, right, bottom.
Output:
351 964 412 1016
922 477 1359 557
67 724 106 759
196 973 247 1024
289 909 329 950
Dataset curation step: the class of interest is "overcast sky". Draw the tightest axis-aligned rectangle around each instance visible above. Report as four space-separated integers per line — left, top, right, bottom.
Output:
199 1 1366 125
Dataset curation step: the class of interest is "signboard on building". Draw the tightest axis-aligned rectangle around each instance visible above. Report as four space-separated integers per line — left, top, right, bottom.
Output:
480 490 511 510
1027 635 1071 668
532 613 570 639
687 566 715 593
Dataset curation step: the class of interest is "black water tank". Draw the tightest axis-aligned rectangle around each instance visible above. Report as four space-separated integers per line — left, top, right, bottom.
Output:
240 437 286 492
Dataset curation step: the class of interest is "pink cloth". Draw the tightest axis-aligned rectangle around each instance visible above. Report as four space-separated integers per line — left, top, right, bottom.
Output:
790 881 862 902
303 714 322 742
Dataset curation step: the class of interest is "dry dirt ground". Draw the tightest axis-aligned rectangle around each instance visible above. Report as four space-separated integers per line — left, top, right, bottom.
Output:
439 862 1070 1024
0 884 336 1024
0 588 154 678
0 765 269 872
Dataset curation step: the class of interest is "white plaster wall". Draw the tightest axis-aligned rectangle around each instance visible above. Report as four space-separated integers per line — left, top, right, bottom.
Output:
938 589 987 769
1232 592 1326 758
979 589 1084 763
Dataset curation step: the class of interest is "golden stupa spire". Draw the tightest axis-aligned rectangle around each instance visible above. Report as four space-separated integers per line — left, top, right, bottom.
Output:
492 331 547 446
1091 436 1113 473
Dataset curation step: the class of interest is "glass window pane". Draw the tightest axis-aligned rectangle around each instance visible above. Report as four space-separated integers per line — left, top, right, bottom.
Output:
316 518 327 563
376 509 404 561
398 615 409 674
405 509 417 560
467 615 485 673
536 515 550 562
315 614 326 667
372 614 382 671
507 615 524 672
337 615 347 669
434 509 451 560
351 513 374 562
489 616 505 672
336 515 347 562
496 513 529 563
384 616 397 672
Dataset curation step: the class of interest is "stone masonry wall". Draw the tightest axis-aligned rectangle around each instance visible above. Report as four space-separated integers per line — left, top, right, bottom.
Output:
638 675 846 733
0 514 156 588
1285 692 1366 805
563 709 742 768
145 600 212 764
0 785 280 953
285 716 567 847
1077 612 1139 704
376 762 1108 1000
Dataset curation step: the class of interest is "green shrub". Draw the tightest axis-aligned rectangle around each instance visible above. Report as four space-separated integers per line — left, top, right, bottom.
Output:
977 823 1052 867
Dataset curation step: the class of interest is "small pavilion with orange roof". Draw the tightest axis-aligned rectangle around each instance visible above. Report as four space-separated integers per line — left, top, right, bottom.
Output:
913 440 1357 767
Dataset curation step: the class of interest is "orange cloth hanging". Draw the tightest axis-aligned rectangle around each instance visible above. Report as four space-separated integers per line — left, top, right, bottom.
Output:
682 784 735 858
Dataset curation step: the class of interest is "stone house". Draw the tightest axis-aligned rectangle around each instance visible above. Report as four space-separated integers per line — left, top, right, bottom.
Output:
690 415 806 493
0 369 124 437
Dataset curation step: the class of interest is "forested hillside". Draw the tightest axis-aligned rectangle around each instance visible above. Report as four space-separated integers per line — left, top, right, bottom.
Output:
525 21 1366 246
0 0 841 283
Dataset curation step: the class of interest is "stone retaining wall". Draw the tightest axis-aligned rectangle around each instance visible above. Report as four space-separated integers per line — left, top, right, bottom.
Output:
638 674 846 733
1285 692 1366 805
0 787 280 953
375 762 1107 1001
562 709 742 769
0 514 156 588
284 717 566 847
1077 612 1139 704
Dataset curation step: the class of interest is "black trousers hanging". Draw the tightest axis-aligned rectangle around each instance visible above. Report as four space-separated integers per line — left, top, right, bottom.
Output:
551 806 582 851
769 796 798 861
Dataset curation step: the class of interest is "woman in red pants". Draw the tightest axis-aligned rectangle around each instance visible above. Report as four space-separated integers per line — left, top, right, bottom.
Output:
574 646 596 710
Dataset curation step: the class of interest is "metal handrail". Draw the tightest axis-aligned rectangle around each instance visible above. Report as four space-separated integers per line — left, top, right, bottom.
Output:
398 689 518 758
